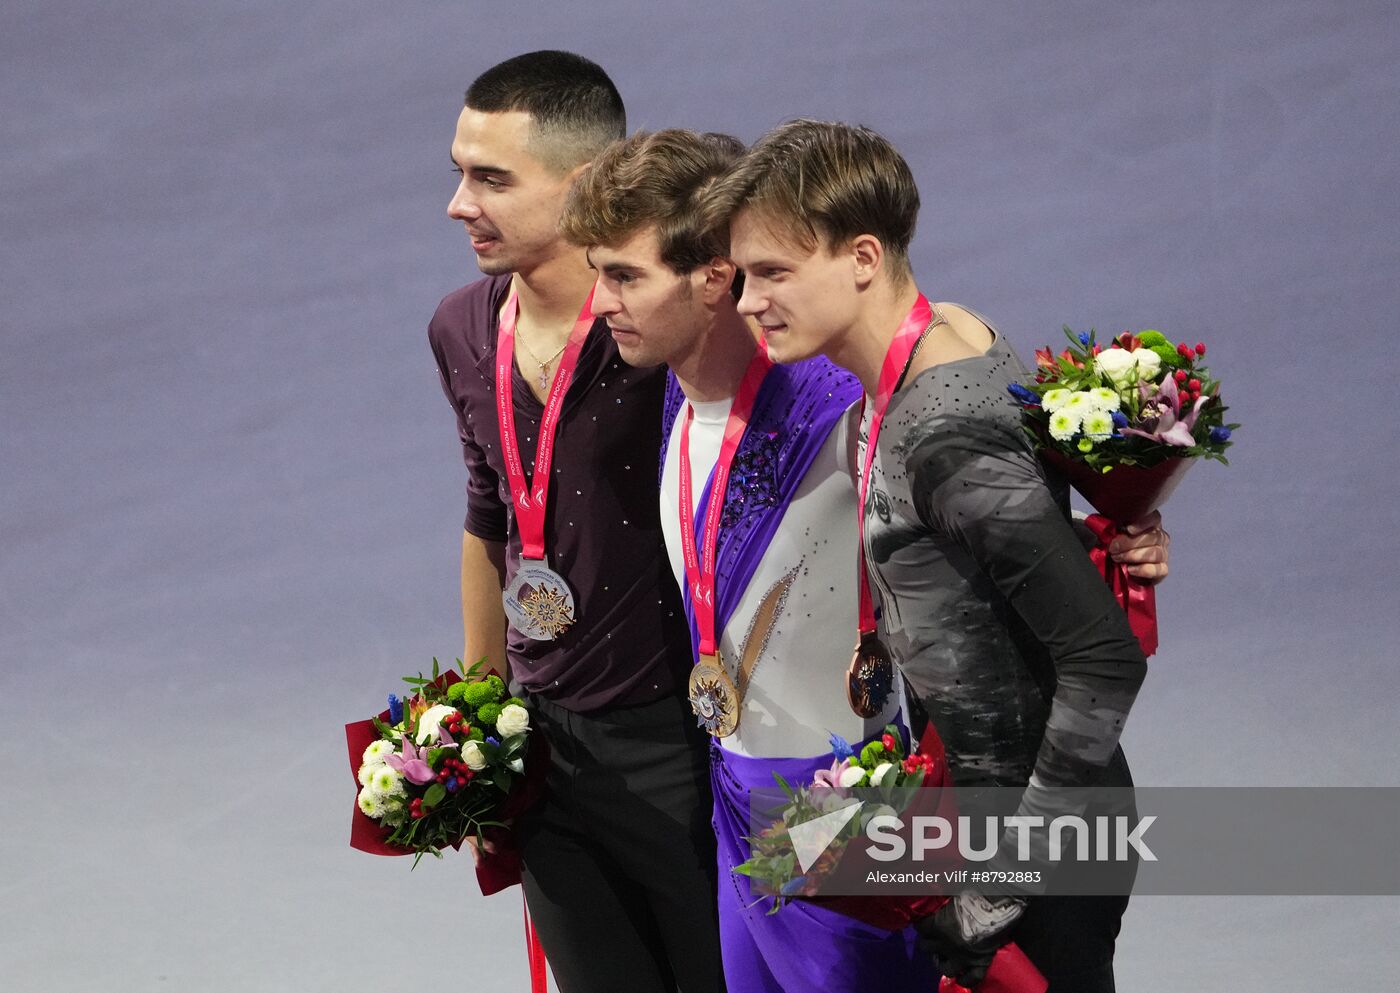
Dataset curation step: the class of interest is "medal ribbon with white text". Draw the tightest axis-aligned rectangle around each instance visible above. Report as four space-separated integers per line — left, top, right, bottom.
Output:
856 294 934 634
495 286 597 561
678 341 774 657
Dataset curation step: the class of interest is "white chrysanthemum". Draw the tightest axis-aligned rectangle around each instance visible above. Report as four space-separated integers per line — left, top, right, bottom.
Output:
1087 387 1121 411
357 762 376 787
869 762 896 787
1063 391 1096 416
368 766 406 798
357 789 387 819
361 739 396 768
1041 388 1072 411
1082 410 1115 440
1048 409 1081 441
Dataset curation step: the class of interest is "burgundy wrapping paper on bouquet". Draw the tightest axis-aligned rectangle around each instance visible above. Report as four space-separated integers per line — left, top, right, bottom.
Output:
1042 450 1194 657
344 670 550 896
794 728 1047 993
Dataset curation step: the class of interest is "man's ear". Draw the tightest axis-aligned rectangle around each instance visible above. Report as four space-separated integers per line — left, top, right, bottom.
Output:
699 257 738 305
850 234 885 289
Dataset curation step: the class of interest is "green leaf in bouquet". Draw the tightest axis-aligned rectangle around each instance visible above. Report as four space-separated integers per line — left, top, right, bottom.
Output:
371 716 395 739
423 783 446 808
492 768 511 792
772 772 796 800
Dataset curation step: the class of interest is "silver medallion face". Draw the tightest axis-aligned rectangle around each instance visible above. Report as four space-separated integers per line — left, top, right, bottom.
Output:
503 562 576 641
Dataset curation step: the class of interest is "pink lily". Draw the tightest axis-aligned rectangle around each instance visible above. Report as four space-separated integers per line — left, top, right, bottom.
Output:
384 735 436 785
1122 373 1210 447
812 757 852 790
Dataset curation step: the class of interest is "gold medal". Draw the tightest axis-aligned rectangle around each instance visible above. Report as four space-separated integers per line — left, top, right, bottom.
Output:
688 652 740 738
847 631 895 718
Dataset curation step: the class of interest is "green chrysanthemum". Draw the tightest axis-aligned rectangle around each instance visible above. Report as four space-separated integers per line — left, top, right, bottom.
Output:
461 681 497 707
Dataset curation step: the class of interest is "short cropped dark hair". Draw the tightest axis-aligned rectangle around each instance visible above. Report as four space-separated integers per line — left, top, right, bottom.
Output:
560 129 745 274
465 51 626 173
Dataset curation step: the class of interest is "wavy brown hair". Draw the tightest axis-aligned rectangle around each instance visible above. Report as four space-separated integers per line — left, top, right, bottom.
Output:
560 129 745 273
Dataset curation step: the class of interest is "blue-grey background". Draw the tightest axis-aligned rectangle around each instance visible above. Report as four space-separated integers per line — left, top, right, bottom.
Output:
3 1 1397 989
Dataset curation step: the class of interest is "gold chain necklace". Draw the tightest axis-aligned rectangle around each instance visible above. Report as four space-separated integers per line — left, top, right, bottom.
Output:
515 330 570 393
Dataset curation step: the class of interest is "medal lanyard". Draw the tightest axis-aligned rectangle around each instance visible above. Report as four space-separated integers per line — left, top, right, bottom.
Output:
495 286 597 561
856 294 935 634
678 341 774 657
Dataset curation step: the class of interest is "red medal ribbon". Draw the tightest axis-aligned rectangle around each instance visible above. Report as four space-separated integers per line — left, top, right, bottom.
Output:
678 341 774 657
495 286 597 561
523 892 549 993
1084 514 1159 657
856 294 934 634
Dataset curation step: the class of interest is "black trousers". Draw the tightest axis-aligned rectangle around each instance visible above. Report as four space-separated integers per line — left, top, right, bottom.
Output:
517 691 724 993
1006 748 1138 993
1008 893 1130 993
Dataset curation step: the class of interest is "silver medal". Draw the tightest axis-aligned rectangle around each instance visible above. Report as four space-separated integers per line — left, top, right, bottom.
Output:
503 560 577 641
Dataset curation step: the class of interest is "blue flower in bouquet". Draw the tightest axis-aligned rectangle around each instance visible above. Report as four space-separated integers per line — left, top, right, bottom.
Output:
1007 383 1041 406
1111 410 1128 429
1078 331 1092 346
780 875 811 897
1209 426 1232 443
828 732 855 760
388 694 403 724
486 735 500 747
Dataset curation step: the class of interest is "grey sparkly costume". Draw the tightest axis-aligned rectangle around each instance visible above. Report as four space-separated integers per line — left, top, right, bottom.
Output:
860 317 1147 793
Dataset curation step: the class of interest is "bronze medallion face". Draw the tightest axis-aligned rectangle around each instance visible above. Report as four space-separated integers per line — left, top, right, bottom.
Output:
847 633 894 718
688 653 740 738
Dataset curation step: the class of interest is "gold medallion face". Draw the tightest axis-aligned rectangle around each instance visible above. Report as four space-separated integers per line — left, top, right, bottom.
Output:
688 653 740 738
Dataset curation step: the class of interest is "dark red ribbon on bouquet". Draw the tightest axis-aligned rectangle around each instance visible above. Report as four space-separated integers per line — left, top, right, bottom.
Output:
1084 514 1158 657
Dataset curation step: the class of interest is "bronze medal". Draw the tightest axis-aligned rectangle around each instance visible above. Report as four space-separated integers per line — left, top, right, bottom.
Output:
846 631 894 718
688 652 740 738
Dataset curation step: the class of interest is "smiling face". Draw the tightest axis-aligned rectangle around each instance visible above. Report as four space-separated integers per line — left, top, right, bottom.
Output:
587 226 712 369
729 208 862 365
447 108 579 276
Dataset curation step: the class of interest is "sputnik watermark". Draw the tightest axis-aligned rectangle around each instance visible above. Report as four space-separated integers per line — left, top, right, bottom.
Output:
864 813 1157 862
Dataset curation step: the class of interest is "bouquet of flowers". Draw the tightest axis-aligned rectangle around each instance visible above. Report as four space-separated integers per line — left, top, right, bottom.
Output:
1012 327 1236 474
346 659 543 877
735 728 1045 993
1009 327 1240 653
737 726 942 904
